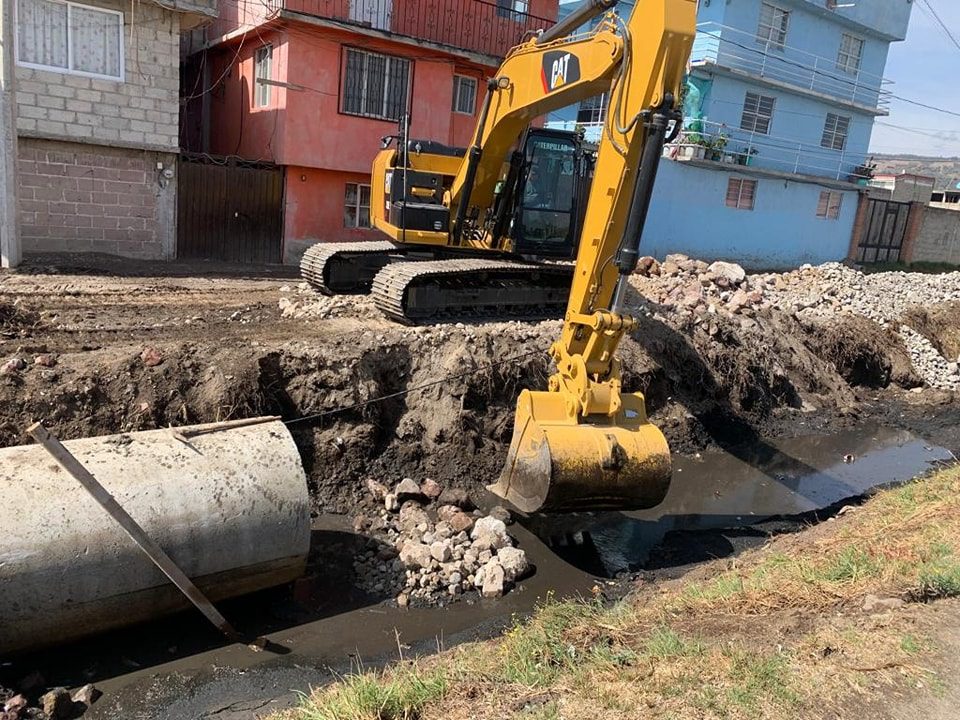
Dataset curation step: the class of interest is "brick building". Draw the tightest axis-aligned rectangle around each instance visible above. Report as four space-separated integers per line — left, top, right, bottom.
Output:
182 0 558 263
13 0 215 258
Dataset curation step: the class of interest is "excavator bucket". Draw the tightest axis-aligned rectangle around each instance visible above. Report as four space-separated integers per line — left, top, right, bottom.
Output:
488 389 671 514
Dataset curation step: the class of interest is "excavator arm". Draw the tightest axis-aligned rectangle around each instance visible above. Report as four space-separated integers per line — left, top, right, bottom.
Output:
485 0 696 512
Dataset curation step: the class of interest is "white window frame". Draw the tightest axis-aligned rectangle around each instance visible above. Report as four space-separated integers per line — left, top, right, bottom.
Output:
740 92 776 135
577 92 607 124
821 113 850 151
341 47 411 122
14 0 124 81
255 44 273 108
452 74 477 115
726 177 757 211
836 33 864 74
496 0 528 21
344 182 372 228
816 191 843 219
757 2 790 51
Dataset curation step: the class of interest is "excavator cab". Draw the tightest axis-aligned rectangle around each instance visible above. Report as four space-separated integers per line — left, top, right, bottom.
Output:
509 128 593 259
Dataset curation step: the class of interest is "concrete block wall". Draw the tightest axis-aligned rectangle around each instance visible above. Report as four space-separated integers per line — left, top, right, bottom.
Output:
14 0 180 152
17 138 176 258
910 206 960 266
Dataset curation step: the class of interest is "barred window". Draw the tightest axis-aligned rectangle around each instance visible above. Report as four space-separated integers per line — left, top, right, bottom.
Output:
726 178 757 211
254 45 272 108
837 33 864 73
496 0 528 21
452 75 477 115
577 93 607 124
740 92 776 135
757 2 789 50
816 191 843 219
344 183 371 228
821 113 850 151
341 48 410 122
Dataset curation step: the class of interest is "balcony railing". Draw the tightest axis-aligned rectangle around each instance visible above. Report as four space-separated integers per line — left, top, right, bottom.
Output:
277 0 556 59
692 22 892 113
546 118 872 183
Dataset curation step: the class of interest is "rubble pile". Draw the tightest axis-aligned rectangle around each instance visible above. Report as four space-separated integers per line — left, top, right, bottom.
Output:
629 255 960 391
351 478 530 606
0 681 100 720
278 284 383 321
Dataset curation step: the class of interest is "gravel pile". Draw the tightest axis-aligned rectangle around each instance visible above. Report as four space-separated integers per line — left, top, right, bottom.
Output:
351 478 530 607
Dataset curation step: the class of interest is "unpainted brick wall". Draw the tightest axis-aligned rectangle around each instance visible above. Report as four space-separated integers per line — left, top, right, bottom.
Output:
17 138 176 258
14 0 179 151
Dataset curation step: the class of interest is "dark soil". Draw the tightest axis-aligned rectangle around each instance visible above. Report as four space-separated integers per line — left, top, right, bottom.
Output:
1 257 957 514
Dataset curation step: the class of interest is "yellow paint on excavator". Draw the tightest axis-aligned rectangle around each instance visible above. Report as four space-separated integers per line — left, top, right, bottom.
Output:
489 389 671 514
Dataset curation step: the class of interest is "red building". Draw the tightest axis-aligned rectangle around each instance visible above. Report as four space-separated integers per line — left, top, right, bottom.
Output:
183 0 558 262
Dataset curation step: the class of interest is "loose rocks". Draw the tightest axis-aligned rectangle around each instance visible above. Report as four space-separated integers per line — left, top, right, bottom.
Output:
352 479 529 606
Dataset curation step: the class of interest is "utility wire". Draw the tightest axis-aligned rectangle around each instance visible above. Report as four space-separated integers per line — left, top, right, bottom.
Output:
283 347 546 427
916 0 960 53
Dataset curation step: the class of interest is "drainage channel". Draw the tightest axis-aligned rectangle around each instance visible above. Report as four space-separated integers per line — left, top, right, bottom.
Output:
2 425 951 720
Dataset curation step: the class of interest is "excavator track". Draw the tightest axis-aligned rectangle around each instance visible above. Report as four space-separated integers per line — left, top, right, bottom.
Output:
300 240 403 294
370 259 574 324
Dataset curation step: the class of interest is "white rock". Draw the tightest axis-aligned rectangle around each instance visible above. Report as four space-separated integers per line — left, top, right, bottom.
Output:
399 541 433 569
708 261 746 286
430 540 453 563
496 546 530 583
480 560 505 598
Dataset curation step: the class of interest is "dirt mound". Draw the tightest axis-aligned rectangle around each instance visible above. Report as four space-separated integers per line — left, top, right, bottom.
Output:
903 302 960 363
804 315 921 389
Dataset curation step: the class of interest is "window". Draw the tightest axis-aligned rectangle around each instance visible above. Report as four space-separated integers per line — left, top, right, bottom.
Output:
816 191 843 219
757 2 790 50
452 75 477 115
821 113 850 151
577 93 607 124
16 0 123 80
836 33 863 73
739 92 776 135
341 48 411 121
254 45 272 108
726 178 757 210
496 0 528 20
344 183 371 228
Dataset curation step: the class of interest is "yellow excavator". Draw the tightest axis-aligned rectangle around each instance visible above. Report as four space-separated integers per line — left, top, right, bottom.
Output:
304 0 695 512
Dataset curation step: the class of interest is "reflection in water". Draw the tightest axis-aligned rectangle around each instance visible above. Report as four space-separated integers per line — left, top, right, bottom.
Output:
527 425 951 576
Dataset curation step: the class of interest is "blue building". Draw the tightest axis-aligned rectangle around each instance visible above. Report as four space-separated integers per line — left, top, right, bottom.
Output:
547 0 913 269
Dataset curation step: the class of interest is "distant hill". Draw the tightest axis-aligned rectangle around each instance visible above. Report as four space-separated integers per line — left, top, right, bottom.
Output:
870 154 960 190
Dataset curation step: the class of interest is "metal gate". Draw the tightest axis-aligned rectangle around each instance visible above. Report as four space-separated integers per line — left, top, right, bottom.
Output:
177 154 284 263
855 198 911 264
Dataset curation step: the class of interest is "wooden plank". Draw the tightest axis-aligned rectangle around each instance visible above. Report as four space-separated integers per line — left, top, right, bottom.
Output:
27 422 250 645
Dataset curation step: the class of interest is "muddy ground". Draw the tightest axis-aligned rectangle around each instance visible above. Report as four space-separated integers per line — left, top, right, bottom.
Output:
2 252 960 516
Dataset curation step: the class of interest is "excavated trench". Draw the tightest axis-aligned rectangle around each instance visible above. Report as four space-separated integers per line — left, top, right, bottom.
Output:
4 263 960 718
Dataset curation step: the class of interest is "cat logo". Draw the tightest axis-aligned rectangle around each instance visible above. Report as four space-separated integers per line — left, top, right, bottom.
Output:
541 51 581 93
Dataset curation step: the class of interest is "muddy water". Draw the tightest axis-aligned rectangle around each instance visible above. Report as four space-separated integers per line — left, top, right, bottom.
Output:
7 425 951 720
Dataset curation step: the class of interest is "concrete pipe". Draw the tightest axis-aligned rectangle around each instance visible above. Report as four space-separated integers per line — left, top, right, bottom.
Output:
0 419 310 655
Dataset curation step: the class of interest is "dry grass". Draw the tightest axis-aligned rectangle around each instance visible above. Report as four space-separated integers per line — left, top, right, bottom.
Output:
275 466 960 720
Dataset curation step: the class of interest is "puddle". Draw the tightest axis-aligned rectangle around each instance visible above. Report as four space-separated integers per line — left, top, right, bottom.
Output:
3 425 951 720
530 424 953 576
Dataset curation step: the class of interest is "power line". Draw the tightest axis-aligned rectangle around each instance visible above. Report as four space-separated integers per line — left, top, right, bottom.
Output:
916 0 960 53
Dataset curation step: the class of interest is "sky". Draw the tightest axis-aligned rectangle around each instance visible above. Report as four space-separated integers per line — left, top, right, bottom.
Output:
869 0 960 157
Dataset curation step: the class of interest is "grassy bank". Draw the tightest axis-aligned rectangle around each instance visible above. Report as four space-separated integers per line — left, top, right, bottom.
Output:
279 467 960 720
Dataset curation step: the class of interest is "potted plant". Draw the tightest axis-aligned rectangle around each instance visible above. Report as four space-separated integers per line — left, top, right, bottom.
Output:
736 147 759 166
705 133 728 162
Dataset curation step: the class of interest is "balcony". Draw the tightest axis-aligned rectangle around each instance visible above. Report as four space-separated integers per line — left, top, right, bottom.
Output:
546 118 870 183
276 0 556 59
692 22 892 115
